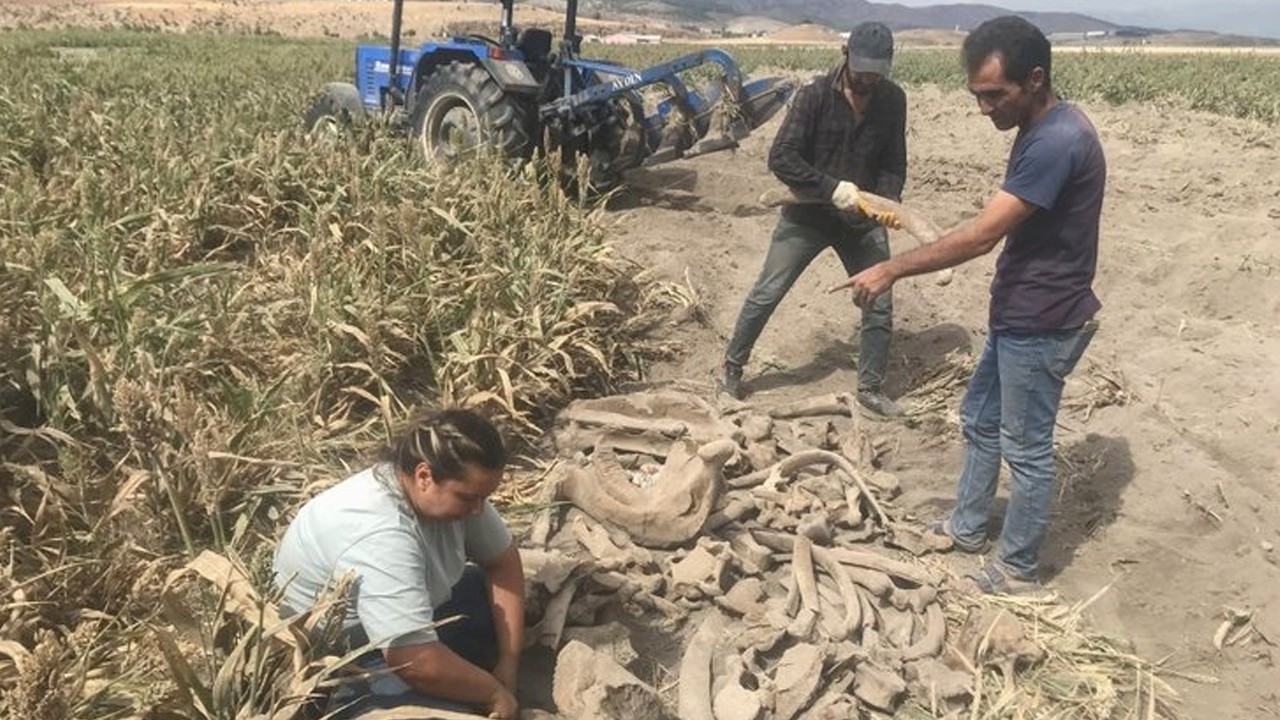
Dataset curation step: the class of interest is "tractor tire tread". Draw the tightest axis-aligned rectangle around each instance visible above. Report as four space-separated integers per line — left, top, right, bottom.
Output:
414 61 535 159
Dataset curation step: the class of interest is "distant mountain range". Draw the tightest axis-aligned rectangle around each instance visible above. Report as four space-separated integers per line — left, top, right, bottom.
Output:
581 0 1127 34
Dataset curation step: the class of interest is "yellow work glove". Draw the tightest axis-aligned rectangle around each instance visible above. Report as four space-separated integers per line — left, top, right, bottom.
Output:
857 198 903 230
830 181 861 211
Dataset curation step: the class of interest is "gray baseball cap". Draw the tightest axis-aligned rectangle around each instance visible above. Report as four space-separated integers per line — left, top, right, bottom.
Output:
847 22 894 76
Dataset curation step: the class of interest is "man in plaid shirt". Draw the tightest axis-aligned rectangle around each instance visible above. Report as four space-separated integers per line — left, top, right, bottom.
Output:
721 21 908 417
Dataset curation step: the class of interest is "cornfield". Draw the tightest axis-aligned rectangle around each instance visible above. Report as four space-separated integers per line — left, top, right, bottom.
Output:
0 29 676 719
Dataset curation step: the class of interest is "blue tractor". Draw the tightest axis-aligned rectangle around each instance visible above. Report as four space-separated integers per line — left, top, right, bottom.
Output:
304 0 795 190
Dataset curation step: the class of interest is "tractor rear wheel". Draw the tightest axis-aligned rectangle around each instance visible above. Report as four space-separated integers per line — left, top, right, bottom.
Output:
546 91 645 196
412 62 535 161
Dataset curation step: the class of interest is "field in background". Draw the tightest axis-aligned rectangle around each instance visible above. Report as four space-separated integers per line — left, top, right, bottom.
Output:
594 43 1280 122
0 29 682 718
0 0 635 38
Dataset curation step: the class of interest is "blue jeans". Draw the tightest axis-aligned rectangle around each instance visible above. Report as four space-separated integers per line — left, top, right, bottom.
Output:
725 209 893 392
948 322 1098 579
328 565 497 719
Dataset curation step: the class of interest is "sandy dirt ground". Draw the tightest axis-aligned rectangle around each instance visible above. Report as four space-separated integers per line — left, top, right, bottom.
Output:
611 82 1280 719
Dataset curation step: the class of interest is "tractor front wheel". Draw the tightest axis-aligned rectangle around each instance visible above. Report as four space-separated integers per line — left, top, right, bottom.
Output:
412 62 534 162
303 82 367 134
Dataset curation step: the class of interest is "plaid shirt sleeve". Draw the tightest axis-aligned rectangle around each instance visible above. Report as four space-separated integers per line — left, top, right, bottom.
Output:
767 84 840 201
874 86 907 201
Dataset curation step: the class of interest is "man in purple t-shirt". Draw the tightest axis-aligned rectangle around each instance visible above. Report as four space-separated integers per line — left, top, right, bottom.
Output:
832 16 1105 594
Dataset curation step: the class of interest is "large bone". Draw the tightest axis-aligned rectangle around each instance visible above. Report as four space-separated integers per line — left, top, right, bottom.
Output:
679 613 726 720
706 496 757 532
522 548 584 595
840 485 867 528
562 408 690 437
772 643 826 720
554 640 666 720
792 536 820 614
715 678 764 720
759 185 954 286
671 542 731 600
751 531 937 588
890 584 939 613
570 516 654 570
893 602 946 662
824 546 940 587
727 449 888 527
726 529 775 573
717 577 766 617
529 574 585 649
591 570 686 620
811 546 863 639
728 449 831 490
560 439 738 548
852 661 907 713
768 393 855 419
804 671 856 720
564 622 640 667
557 390 742 455
845 567 894 599
556 426 680 458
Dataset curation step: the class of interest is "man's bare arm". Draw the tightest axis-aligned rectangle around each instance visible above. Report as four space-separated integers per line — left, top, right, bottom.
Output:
831 190 1037 306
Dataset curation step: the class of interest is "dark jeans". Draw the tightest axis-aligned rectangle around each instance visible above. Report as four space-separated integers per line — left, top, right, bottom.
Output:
725 209 893 392
948 322 1098 578
328 565 497 719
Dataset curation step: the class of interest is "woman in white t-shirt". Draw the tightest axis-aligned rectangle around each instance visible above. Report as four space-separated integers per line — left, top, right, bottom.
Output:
274 409 524 719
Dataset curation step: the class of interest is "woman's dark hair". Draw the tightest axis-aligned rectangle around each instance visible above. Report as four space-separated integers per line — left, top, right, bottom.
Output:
380 409 506 481
962 15 1052 87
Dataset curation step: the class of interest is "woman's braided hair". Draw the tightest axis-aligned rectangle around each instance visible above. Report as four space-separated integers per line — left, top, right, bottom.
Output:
379 409 506 482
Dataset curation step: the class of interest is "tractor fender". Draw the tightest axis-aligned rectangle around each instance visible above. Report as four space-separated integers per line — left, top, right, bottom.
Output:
410 49 541 101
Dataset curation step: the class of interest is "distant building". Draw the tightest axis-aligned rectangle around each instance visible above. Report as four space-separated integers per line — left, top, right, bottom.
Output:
1048 27 1150 44
602 32 662 45
1048 30 1103 43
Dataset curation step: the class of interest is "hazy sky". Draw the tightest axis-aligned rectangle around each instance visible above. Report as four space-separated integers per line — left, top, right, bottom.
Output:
886 0 1280 38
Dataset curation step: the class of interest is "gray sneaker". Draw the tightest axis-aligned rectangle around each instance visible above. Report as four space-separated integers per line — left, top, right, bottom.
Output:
719 361 744 400
857 389 903 418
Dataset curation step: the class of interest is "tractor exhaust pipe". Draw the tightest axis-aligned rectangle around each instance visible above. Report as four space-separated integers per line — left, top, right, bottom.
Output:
563 0 580 55
499 0 516 46
387 0 405 104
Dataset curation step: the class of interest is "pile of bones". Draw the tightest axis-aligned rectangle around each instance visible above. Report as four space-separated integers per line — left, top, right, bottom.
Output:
518 390 1044 720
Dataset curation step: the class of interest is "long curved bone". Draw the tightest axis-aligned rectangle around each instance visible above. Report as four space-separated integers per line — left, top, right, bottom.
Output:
726 448 888 526
884 602 946 662
759 186 954 286
752 531 939 587
560 438 739 548
812 544 863 639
